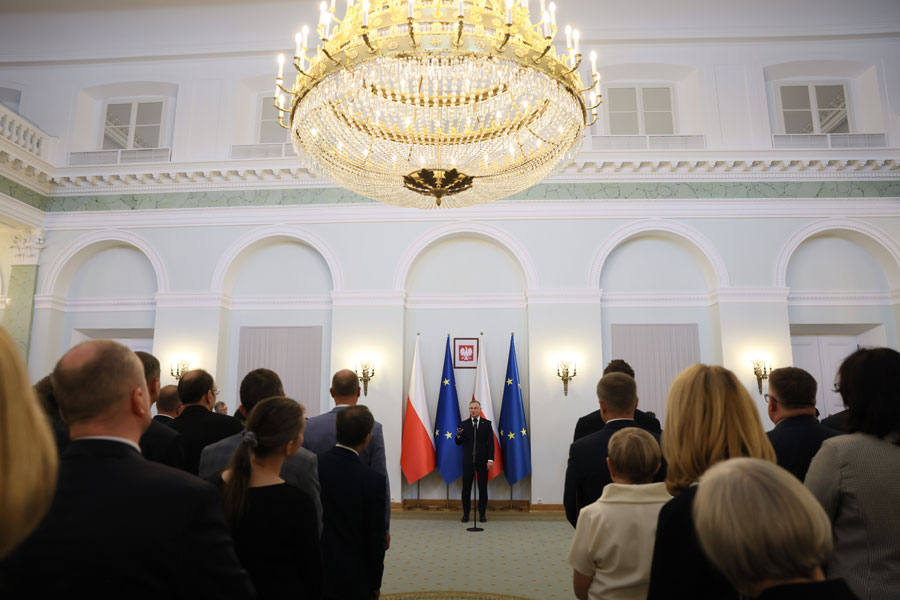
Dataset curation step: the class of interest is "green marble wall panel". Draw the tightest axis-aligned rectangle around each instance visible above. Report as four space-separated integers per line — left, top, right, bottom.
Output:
1 265 38 360
2 175 899 213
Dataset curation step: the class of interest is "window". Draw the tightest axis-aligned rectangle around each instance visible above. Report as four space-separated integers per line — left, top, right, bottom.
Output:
102 100 165 150
606 86 674 135
258 93 290 144
0 87 22 113
778 83 849 134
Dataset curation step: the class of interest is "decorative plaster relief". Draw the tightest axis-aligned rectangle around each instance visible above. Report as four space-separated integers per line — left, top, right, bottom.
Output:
9 229 45 265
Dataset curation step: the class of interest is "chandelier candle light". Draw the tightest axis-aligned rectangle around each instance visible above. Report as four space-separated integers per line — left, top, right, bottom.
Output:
274 0 600 208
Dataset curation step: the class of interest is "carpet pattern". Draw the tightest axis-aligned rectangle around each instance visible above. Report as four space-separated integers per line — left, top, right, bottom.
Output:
381 514 574 600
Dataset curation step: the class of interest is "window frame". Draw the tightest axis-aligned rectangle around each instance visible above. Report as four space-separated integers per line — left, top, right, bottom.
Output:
99 97 169 151
257 91 291 145
601 83 677 136
774 81 853 135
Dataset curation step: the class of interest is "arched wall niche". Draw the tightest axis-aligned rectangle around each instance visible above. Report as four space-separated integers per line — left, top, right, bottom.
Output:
39 230 169 299
224 239 334 297
66 245 158 299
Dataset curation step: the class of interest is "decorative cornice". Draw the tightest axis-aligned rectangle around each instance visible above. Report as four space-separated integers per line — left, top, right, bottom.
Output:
526 289 604 304
787 290 900 306
331 290 406 307
0 193 44 228
226 295 332 311
600 291 712 308
154 292 223 309
33 294 157 312
405 293 527 310
713 287 791 304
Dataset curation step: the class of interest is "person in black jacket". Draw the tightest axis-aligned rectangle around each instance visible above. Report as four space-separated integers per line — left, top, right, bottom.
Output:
455 399 495 522
573 359 662 441
765 366 840 481
135 351 186 470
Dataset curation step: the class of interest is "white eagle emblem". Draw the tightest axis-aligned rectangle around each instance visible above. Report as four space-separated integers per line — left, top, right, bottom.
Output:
459 345 474 361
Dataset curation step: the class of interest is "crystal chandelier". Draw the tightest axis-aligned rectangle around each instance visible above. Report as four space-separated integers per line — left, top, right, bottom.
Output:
275 0 600 209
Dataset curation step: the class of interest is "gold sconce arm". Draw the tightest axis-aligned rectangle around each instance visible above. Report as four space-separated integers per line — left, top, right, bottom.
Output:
751 360 771 395
408 17 418 47
293 57 314 77
454 16 464 47
557 361 577 396
361 26 377 53
580 78 598 93
496 24 512 52
586 112 598 127
356 362 376 396
532 40 553 63
588 96 602 110
563 53 582 75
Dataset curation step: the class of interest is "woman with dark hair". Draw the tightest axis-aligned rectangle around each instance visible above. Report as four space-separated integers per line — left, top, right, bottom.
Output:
805 347 900 600
212 396 323 599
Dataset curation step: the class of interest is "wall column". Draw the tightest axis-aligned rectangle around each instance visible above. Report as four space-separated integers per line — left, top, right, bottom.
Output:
2 229 44 360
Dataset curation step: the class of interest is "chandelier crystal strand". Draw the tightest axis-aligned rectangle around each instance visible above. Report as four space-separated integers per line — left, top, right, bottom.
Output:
277 0 601 209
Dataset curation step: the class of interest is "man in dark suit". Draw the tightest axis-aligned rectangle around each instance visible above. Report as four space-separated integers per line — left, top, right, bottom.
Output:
135 351 185 470
564 372 664 527
455 399 494 523
766 366 841 481
170 369 243 475
1 340 254 598
318 405 386 600
199 367 323 532
153 384 181 424
821 407 850 432
572 359 662 441
304 369 390 545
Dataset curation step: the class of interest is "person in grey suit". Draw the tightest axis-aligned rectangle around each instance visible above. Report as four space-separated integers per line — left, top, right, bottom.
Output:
199 368 322 532
806 347 900 600
303 369 390 549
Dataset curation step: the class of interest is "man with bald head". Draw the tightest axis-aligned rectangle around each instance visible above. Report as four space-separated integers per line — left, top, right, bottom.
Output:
153 384 181 424
304 368 391 548
170 369 243 475
1 340 254 598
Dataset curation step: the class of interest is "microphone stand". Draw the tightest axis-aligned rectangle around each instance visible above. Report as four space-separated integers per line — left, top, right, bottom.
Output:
467 418 483 532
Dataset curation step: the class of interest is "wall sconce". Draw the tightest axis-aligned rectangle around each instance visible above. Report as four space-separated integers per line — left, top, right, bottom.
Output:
557 360 577 396
170 359 191 381
751 359 771 395
355 360 375 396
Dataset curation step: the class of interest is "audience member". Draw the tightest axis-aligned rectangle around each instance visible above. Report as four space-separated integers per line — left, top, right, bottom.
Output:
318 405 387 600
170 369 243 475
214 400 228 415
805 347 900 600
646 364 776 600
0 327 58 560
199 368 322 532
212 396 323 600
564 372 664 526
304 368 390 546
765 366 840 481
1 340 253 597
694 458 857 599
821 408 850 433
33 374 70 454
573 359 662 441
135 351 186 470
154 384 181 423
568 428 671 600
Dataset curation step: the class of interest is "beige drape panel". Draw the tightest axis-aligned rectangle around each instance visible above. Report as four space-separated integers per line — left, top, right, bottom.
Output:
237 326 323 417
610 324 700 421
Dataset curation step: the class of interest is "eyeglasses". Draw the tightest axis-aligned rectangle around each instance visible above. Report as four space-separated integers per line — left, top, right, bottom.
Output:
211 388 220 397
764 394 775 403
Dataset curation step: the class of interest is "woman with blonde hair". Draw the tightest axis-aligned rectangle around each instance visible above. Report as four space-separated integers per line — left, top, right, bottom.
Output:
0 326 58 559
647 364 776 599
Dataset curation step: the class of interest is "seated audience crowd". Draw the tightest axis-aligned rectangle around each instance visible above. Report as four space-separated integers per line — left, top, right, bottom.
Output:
2 325 899 600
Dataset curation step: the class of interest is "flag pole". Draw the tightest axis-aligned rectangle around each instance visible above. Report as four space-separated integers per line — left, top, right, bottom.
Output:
499 481 526 511
406 480 430 511
435 483 452 510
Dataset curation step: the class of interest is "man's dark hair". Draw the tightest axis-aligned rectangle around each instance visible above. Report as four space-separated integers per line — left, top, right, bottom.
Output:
336 405 374 447
33 374 58 416
177 369 214 405
134 351 160 384
596 372 638 414
52 340 144 423
768 367 817 408
603 359 635 378
837 347 900 442
331 369 360 397
239 368 284 411
157 385 181 412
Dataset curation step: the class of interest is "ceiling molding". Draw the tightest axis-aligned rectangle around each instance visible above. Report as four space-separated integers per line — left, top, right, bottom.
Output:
787 290 899 306
405 293 527 310
0 192 44 229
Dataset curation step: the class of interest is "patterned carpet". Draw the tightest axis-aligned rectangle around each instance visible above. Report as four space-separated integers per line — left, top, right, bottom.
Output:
381 512 574 600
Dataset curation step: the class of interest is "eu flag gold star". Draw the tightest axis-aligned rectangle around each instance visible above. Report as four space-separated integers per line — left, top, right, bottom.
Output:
521 428 527 436
445 431 453 439
500 429 504 437
434 428 440 437
507 431 515 439
443 378 450 386
506 378 513 386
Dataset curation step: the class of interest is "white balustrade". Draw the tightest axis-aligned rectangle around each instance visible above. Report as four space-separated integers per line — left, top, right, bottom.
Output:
0 102 57 161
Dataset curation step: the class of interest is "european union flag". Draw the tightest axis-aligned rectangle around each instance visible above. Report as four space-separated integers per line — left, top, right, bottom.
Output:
434 336 463 484
499 333 531 486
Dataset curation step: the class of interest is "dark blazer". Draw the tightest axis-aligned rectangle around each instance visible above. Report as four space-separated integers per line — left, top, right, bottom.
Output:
169 404 244 475
821 408 851 433
647 486 738 600
317 446 387 600
757 579 858 600
199 431 323 534
455 417 494 465
139 419 186 470
573 407 662 441
767 414 841 481
153 414 175 426
563 419 664 526
1 439 254 599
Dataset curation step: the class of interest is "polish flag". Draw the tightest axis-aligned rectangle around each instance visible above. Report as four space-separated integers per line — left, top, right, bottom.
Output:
472 338 503 480
400 336 435 483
